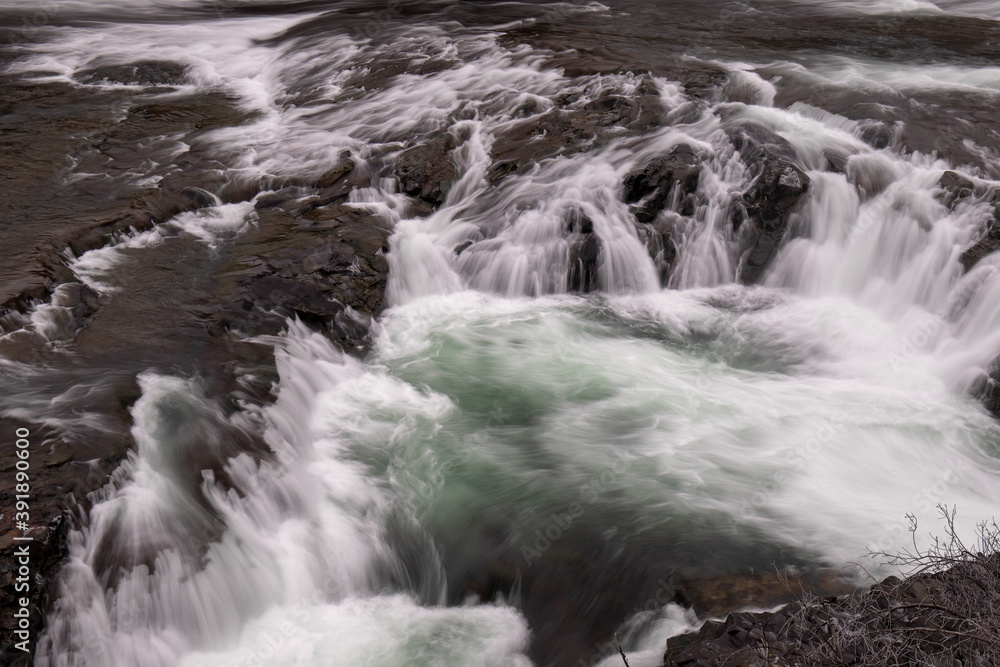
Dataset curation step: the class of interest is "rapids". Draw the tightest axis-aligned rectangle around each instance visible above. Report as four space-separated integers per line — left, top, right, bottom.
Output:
0 0 998 665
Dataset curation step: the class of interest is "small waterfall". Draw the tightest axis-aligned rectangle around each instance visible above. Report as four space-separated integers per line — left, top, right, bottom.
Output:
13 1 1000 665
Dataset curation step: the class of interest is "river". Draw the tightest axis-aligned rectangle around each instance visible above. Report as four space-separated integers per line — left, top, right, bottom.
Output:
1 1 999 665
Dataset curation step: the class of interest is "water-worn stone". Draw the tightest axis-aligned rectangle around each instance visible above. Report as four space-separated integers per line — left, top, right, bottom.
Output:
623 144 701 223
488 82 663 183
959 189 1000 272
74 60 189 86
938 170 975 208
395 134 457 205
566 210 601 292
214 204 391 350
727 120 811 284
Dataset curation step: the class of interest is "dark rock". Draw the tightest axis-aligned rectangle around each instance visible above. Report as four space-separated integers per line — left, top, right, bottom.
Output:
960 219 1000 271
971 367 1000 419
567 211 601 292
565 210 594 235
959 191 1000 272
254 187 308 211
74 60 188 86
726 121 810 284
181 187 218 210
488 81 663 183
0 79 262 339
486 160 519 184
680 67 730 101
664 555 1000 667
858 120 897 149
672 570 855 618
623 144 701 223
636 216 678 286
215 205 391 349
395 134 457 205
36 282 104 342
728 120 797 167
939 170 975 208
58 283 102 317
316 155 355 189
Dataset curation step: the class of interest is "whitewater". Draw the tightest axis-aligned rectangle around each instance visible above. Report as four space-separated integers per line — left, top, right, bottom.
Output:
0 0 997 665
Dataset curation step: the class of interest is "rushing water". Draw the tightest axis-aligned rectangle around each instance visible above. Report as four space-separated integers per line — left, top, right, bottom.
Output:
2 0 1000 665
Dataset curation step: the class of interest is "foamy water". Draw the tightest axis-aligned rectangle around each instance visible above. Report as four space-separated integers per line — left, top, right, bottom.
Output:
6 0 999 664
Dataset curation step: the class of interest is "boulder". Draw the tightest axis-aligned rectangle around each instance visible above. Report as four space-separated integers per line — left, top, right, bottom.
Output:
395 134 456 205
316 153 356 189
566 210 601 293
727 121 810 284
623 144 700 223
960 219 1000 271
959 190 1000 272
938 170 975 208
635 216 678 286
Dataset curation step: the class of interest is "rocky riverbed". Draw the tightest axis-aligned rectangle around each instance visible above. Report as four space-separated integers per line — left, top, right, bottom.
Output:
3 1 1000 666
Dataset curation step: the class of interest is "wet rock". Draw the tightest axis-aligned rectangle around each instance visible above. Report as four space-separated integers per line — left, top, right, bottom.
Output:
728 120 798 166
215 205 391 350
726 121 810 284
0 407 140 661
566 210 601 292
488 82 663 183
939 170 975 208
316 154 356 189
665 611 795 667
623 144 701 223
680 67 730 101
958 191 1000 272
180 186 218 210
664 555 1000 667
858 119 897 149
672 570 855 617
0 77 263 341
395 134 457 205
845 153 900 199
254 186 309 211
972 366 1000 419
960 220 1000 272
635 215 679 286
74 60 188 86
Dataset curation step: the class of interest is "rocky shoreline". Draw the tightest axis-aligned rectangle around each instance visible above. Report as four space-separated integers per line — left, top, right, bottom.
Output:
662 534 1000 666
